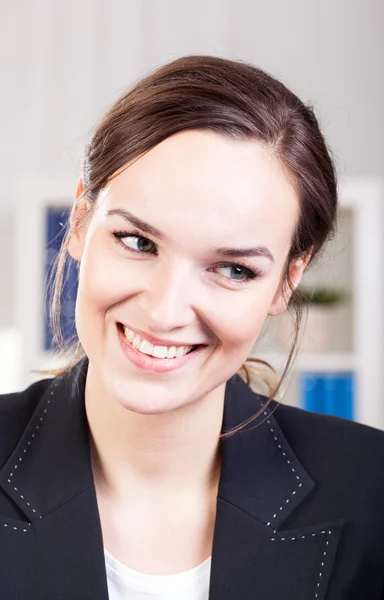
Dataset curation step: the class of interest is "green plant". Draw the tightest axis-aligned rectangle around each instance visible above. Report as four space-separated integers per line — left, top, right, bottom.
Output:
291 286 346 307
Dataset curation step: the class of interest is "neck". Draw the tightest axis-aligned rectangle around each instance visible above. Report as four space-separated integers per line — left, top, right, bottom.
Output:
85 368 225 498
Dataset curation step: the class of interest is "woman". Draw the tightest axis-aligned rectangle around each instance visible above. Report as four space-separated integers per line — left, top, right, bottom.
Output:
1 55 383 599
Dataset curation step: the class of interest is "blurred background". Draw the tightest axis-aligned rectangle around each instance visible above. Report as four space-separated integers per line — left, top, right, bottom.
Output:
0 0 383 427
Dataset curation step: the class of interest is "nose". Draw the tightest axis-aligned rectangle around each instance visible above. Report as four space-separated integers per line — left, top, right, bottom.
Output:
139 261 198 333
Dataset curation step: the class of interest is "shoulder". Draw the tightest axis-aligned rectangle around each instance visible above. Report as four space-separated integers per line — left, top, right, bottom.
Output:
272 400 384 485
0 377 53 466
0 377 53 417
274 399 384 452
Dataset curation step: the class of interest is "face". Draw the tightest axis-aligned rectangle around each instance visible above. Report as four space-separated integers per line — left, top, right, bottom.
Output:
68 130 306 415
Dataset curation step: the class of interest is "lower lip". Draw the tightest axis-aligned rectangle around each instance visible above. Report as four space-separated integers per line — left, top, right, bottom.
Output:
117 325 207 374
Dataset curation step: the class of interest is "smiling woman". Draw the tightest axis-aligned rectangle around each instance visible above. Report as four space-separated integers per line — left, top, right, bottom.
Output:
67 130 304 417
53 57 336 412
1 55 384 600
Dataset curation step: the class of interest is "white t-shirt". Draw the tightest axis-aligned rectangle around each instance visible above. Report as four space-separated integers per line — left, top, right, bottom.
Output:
104 549 211 600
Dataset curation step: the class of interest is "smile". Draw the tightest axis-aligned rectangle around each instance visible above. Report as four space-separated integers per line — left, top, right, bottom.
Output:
117 324 206 374
123 326 197 359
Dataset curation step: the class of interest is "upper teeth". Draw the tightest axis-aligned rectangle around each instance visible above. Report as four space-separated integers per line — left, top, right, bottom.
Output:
123 327 193 359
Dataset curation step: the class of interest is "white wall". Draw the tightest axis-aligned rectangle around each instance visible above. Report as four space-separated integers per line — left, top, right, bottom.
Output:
1 0 383 326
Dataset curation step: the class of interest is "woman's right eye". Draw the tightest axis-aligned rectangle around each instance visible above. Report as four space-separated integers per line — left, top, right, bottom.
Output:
113 231 157 254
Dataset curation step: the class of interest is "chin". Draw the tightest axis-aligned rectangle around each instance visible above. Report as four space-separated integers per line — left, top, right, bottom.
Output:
109 376 187 415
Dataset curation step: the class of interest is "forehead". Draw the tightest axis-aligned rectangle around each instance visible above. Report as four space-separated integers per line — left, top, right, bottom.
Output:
100 130 299 255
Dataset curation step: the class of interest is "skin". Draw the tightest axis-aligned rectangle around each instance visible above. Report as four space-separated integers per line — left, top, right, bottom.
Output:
68 130 308 574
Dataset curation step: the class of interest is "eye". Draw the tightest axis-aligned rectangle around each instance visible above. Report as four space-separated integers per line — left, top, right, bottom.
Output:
215 264 260 283
113 231 157 254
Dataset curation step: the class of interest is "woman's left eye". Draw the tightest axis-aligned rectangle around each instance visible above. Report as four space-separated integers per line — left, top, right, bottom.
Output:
216 264 259 283
113 231 157 254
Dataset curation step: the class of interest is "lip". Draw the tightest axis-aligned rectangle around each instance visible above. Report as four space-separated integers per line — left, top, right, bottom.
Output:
117 324 207 374
119 322 202 348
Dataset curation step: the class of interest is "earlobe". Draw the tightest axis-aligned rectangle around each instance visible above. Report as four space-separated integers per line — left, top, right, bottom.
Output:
268 288 290 317
66 179 90 262
268 253 311 317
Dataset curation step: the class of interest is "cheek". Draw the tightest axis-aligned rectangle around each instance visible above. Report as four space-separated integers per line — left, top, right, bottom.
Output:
77 240 137 311
75 243 131 351
208 288 274 351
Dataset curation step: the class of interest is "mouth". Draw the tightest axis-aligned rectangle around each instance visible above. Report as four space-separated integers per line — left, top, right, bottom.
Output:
116 323 206 373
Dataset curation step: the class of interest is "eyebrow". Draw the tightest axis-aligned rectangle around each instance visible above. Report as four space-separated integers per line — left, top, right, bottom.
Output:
107 208 164 239
107 208 275 263
213 246 275 262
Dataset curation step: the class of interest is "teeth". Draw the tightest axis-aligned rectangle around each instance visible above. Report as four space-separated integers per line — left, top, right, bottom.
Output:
167 346 177 359
139 339 154 356
123 327 194 359
152 345 168 359
124 328 134 342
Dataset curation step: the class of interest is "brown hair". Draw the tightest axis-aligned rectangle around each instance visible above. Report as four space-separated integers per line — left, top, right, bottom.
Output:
49 55 338 430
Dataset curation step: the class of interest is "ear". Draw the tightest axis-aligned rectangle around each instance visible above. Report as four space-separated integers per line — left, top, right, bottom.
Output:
268 252 312 317
66 179 91 262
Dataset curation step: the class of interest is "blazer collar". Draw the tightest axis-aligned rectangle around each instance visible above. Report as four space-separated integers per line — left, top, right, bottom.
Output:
209 378 342 599
218 375 315 531
0 360 341 600
0 359 314 528
0 359 93 522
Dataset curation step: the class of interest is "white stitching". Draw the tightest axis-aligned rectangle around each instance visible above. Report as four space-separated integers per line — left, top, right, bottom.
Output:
271 530 327 542
9 395 52 479
271 529 332 599
314 531 331 598
6 387 55 517
3 522 30 533
261 402 302 525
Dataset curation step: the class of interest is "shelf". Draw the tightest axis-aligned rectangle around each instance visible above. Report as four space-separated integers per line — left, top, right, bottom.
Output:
250 352 358 373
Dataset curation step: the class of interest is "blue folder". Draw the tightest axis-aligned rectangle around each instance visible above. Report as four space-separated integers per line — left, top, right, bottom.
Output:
44 207 78 351
300 372 354 420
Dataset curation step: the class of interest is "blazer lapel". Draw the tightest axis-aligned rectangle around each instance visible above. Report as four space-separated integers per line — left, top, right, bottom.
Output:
209 376 343 600
0 361 109 600
0 363 343 599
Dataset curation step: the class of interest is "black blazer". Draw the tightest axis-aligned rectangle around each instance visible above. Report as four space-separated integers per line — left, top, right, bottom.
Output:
1 359 384 599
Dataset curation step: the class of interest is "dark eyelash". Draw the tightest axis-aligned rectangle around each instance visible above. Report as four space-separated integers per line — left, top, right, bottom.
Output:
112 229 158 253
113 228 146 241
216 263 262 284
